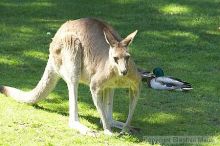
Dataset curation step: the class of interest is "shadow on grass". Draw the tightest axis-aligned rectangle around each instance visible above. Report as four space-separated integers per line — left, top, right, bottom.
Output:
0 0 220 145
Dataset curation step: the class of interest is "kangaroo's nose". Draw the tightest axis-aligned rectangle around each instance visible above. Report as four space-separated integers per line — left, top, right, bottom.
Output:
121 70 128 76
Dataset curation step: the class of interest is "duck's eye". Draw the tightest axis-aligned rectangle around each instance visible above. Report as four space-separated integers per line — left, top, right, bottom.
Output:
125 55 130 60
114 57 119 63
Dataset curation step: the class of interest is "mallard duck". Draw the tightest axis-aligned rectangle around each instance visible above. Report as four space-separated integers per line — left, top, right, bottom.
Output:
139 67 193 91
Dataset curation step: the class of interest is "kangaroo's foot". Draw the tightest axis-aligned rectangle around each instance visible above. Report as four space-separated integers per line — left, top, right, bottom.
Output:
100 120 140 132
112 120 140 133
104 129 113 136
69 121 98 137
120 125 132 135
100 119 140 134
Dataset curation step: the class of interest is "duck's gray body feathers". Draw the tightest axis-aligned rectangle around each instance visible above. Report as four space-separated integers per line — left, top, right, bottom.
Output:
150 76 193 91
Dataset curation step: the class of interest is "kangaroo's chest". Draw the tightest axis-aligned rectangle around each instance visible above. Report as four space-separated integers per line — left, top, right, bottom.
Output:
103 77 132 88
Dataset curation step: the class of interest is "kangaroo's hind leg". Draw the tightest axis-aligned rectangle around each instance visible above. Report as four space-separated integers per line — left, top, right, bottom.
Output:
58 34 96 136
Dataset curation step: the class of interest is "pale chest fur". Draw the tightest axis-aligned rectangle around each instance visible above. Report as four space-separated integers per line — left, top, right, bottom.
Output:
103 77 132 88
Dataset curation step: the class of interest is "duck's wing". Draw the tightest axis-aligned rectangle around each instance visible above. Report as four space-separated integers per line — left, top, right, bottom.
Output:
155 77 187 86
155 77 193 91
150 78 176 90
168 76 191 85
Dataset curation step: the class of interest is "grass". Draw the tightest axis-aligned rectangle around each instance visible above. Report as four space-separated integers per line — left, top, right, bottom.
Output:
0 0 220 145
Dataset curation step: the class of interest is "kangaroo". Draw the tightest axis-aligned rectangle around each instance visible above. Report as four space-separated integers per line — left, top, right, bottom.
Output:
0 18 141 136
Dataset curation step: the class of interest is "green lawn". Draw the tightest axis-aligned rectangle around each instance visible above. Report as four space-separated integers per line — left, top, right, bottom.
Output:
0 0 220 145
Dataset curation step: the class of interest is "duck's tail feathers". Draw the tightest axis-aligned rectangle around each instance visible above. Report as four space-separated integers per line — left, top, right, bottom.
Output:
180 83 193 91
0 59 60 104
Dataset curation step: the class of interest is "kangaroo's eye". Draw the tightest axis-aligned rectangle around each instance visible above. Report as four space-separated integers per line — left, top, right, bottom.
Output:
125 55 130 60
114 57 119 63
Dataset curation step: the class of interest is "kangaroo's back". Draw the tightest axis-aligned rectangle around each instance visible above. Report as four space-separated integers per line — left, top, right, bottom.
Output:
50 18 122 75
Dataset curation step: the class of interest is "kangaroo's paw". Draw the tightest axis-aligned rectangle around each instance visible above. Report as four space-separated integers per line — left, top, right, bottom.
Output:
120 125 140 135
129 126 141 133
112 120 140 133
111 120 124 129
69 121 98 137
119 126 131 135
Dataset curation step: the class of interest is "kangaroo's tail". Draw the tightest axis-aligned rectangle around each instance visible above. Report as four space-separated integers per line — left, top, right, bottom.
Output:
0 58 59 104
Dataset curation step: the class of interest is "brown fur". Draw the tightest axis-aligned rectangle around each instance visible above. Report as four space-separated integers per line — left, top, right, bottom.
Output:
50 18 121 76
0 18 141 135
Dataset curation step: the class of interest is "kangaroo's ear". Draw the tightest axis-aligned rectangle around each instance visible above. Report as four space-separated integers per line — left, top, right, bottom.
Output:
103 28 118 47
121 30 138 47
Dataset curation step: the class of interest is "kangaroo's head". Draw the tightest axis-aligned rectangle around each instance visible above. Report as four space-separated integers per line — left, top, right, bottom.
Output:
104 28 138 76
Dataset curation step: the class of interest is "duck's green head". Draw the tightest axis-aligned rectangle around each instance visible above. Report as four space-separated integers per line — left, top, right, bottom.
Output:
153 67 164 77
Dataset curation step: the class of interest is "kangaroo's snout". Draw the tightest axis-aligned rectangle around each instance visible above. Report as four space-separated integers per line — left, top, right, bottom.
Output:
118 62 128 76
121 70 128 76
